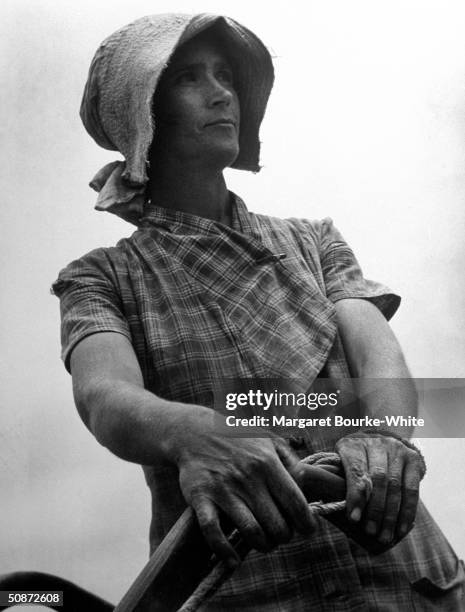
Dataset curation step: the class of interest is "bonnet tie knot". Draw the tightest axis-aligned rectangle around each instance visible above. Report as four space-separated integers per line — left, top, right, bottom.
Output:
90 161 146 225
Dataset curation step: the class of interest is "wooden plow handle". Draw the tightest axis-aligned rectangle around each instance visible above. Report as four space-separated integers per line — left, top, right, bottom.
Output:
114 464 393 612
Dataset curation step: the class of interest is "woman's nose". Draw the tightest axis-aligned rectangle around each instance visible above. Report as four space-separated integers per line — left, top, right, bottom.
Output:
207 76 234 106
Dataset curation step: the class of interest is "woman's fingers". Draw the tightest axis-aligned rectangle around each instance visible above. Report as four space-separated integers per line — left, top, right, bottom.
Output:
364 443 389 536
369 446 404 543
231 492 290 550
397 451 422 538
335 437 371 522
265 461 317 537
336 434 423 545
192 496 240 567
192 489 294 565
379 457 403 544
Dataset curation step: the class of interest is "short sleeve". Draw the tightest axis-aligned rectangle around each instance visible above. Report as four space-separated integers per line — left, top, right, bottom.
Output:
51 251 131 372
318 218 400 320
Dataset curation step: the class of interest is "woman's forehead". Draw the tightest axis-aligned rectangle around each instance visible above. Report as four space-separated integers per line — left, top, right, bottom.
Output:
168 32 233 72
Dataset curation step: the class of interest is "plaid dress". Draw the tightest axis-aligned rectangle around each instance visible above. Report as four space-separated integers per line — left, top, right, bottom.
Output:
53 194 464 610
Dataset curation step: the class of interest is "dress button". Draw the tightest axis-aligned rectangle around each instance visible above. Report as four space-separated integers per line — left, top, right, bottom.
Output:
289 436 305 450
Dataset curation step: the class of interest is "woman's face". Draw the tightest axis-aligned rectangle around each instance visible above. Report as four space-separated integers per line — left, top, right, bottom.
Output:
152 33 240 169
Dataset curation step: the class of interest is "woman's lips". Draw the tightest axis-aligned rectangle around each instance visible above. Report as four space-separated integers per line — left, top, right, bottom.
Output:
205 119 236 128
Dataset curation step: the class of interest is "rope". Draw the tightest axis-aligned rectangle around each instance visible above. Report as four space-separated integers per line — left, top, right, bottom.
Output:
300 450 342 467
178 451 346 612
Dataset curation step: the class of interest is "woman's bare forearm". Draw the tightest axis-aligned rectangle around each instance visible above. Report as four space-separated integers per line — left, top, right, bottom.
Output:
69 332 315 563
69 332 212 465
335 299 418 438
74 375 211 465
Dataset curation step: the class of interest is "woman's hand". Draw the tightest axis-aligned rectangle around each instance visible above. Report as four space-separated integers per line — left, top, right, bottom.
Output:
174 413 316 567
336 432 425 545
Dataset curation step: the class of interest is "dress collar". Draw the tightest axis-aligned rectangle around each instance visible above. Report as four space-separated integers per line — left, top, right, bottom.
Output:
138 192 259 237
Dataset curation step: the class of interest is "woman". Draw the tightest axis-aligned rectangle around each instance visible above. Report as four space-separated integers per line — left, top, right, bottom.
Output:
53 13 464 610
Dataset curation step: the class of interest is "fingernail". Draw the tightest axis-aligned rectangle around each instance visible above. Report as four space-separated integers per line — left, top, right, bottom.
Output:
380 529 392 544
366 520 377 536
350 508 362 522
399 523 408 536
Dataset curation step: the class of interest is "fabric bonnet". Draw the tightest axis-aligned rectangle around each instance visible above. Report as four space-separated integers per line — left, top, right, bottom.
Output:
80 13 275 224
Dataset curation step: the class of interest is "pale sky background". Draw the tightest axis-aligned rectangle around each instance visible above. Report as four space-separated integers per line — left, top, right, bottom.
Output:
2 0 465 607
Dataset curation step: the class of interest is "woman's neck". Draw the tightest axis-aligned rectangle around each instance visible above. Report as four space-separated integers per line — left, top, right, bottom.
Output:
147 164 232 225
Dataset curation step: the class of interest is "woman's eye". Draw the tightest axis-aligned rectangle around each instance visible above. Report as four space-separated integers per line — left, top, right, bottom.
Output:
217 69 233 84
176 70 197 84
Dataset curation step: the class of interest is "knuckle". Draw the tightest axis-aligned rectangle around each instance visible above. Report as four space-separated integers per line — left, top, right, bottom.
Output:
401 509 418 525
273 437 289 453
403 467 421 485
348 462 367 480
405 450 424 470
188 482 206 497
390 456 404 473
397 443 410 457
366 504 385 521
370 467 387 483
401 506 417 521
402 495 419 514
247 453 269 473
227 464 248 485
189 476 217 497
401 497 419 516
405 447 418 460
402 485 420 502
401 510 417 526
410 454 424 471
350 479 370 498
199 516 217 532
387 477 402 492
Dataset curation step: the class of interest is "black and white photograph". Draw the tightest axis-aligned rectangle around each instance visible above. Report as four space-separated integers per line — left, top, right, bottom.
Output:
2 1 465 610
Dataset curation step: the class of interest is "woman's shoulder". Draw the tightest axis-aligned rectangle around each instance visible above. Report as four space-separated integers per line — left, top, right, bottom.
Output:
51 235 138 291
250 209 336 249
